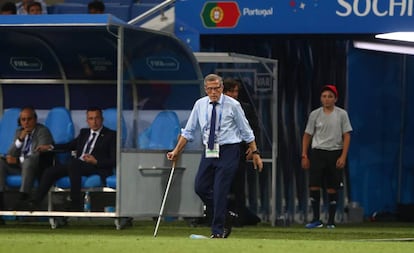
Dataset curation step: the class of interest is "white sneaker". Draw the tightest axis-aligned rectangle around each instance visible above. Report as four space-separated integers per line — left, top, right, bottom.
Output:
326 224 336 229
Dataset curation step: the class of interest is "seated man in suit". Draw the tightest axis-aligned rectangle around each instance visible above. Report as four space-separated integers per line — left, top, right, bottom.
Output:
0 106 53 210
32 107 116 211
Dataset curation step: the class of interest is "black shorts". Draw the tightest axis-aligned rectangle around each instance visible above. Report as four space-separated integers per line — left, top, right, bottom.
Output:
309 149 343 189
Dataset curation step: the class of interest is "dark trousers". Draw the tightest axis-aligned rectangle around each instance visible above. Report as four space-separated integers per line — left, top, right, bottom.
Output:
34 158 107 205
195 143 240 235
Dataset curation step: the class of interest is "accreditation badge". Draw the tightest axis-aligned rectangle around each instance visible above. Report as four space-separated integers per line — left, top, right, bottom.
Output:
205 143 219 158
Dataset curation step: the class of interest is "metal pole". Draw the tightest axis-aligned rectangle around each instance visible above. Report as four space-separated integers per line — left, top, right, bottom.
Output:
115 26 124 215
128 0 176 25
270 62 278 226
154 160 176 237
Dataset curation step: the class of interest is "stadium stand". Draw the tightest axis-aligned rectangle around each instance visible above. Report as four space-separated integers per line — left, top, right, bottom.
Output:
52 3 87 14
47 0 167 22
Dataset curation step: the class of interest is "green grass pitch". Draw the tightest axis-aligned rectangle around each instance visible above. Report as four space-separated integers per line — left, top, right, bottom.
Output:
0 219 413 253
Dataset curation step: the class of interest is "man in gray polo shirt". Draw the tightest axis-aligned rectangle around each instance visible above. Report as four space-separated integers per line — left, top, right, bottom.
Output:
301 85 352 229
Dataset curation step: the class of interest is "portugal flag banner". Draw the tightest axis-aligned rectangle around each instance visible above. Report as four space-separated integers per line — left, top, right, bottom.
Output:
201 1 241 28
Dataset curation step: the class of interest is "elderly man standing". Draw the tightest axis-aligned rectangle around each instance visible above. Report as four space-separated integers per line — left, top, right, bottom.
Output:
167 74 263 238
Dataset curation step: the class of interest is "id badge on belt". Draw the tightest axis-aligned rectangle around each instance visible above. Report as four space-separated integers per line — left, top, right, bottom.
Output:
205 143 219 158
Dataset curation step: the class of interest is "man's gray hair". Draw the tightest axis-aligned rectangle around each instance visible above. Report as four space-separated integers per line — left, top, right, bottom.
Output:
204 74 223 86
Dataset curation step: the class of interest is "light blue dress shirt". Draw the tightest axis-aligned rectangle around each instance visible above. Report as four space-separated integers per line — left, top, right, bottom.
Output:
181 94 255 146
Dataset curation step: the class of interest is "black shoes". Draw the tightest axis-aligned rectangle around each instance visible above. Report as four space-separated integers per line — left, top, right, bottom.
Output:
223 211 238 238
209 211 239 239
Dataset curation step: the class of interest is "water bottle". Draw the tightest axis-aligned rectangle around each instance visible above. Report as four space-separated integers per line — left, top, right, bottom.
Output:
83 191 91 212
189 234 208 239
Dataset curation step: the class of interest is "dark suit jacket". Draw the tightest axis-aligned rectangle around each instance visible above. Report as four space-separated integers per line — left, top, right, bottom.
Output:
54 126 116 177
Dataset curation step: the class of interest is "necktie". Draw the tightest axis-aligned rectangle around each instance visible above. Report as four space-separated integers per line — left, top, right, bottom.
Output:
85 132 97 154
23 134 32 157
208 102 217 150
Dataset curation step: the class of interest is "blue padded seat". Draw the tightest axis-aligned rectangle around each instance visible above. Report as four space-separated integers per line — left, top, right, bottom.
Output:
7 175 38 188
103 107 127 146
138 110 180 150
0 108 21 156
45 107 75 144
55 176 87 189
45 107 75 164
100 108 127 189
130 3 156 17
83 174 103 188
105 174 116 189
105 5 131 21
55 175 103 189
52 3 87 14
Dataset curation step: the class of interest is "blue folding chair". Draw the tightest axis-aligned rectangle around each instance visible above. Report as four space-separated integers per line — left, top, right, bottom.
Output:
45 107 75 165
101 108 127 189
138 110 180 150
51 3 87 14
0 108 23 188
0 108 21 156
105 4 131 21
103 107 127 146
105 174 116 189
45 107 75 144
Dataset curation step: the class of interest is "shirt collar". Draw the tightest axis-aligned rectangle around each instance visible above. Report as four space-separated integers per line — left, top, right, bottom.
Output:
90 127 103 136
208 94 224 105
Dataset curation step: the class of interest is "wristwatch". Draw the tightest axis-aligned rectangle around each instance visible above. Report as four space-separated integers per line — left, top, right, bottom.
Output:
252 149 260 155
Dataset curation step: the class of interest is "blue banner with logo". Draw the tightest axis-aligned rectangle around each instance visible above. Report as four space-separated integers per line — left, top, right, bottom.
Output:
176 0 414 34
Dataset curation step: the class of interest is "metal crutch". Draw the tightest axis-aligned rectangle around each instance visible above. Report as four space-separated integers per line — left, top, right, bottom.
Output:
153 160 176 237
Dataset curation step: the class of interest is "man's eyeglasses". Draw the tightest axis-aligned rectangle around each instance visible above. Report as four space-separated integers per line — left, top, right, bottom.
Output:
205 86 222 92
